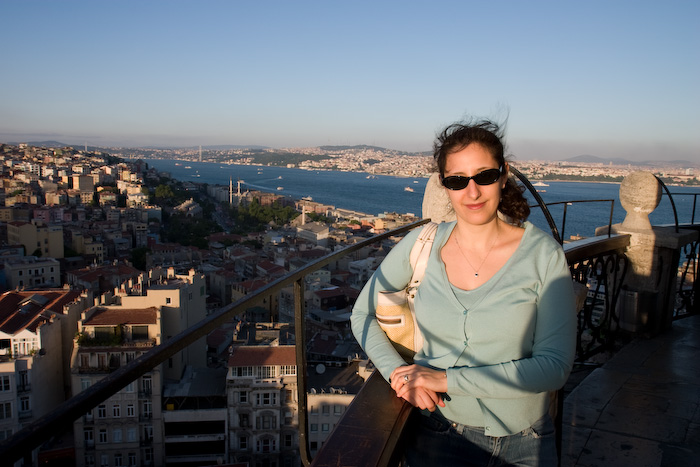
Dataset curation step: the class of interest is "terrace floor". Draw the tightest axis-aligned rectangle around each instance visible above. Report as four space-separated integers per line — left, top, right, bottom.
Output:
561 314 700 466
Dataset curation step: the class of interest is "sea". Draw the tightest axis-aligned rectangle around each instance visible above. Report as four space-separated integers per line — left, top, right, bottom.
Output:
144 159 699 239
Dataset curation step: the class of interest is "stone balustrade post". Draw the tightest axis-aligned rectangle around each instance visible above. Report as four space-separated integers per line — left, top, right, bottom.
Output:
595 171 698 335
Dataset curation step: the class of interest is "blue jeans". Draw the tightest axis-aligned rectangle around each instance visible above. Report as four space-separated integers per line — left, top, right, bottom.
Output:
404 410 557 467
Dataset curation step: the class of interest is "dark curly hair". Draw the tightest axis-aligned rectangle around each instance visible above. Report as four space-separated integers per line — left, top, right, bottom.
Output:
433 120 530 225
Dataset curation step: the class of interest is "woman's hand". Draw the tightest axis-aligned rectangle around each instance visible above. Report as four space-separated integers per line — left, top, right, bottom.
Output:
390 364 448 404
399 387 444 412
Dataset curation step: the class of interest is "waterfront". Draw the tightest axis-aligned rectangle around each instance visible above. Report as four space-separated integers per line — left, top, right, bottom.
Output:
146 159 699 239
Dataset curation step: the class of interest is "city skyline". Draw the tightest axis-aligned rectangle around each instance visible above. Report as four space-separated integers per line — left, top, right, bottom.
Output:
1 1 698 162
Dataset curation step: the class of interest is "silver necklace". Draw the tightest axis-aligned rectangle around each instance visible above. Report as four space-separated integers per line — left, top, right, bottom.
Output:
454 229 500 278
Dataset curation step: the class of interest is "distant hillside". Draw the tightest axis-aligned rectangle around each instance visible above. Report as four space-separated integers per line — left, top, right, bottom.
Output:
563 154 698 168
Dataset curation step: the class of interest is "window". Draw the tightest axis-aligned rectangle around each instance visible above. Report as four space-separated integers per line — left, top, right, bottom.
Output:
80 354 90 368
0 402 11 420
322 405 330 415
0 429 13 441
19 396 30 412
85 454 95 467
165 297 171 304
234 366 253 377
285 390 293 403
98 405 106 418
126 404 135 417
114 454 123 467
256 437 276 453
334 404 343 415
258 365 275 378
280 365 296 376
239 436 248 450
0 375 10 392
143 400 152 418
128 453 136 467
84 429 94 447
81 378 91 391
124 381 135 393
127 427 137 442
141 376 152 395
98 429 107 443
112 428 122 443
256 414 276 429
310 424 318 432
112 404 121 417
322 423 329 432
284 433 293 448
256 392 277 406
310 405 318 414
239 391 247 403
239 413 249 428
100 454 109 467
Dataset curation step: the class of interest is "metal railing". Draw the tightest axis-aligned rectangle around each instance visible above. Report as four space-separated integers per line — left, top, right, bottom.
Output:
0 218 429 465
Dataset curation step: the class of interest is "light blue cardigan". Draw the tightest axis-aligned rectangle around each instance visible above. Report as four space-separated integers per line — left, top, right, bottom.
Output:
351 221 577 437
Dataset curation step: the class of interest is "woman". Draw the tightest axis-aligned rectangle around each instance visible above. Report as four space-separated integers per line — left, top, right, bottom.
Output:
350 120 576 466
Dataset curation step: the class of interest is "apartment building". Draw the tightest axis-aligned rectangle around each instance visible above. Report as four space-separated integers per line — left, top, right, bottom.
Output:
162 366 228 466
71 306 164 467
118 268 207 381
227 345 299 467
2 256 61 290
0 289 89 465
6 220 64 258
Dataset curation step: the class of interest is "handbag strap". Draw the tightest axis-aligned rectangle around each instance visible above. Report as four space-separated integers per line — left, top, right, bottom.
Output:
407 222 438 289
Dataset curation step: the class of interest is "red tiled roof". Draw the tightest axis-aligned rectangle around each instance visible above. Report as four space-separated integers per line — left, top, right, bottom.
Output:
0 289 83 335
228 345 295 367
83 307 157 326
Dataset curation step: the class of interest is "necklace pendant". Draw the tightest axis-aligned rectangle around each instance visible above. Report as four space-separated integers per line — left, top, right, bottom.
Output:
474 273 479 277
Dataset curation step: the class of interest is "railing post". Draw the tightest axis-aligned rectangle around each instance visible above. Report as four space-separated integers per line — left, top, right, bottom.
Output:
595 171 699 334
294 277 312 466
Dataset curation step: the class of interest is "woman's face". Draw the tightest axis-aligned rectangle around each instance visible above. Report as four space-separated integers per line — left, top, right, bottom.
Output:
442 143 507 226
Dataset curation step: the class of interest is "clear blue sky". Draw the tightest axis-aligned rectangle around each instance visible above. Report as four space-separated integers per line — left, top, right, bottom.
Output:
1 0 698 162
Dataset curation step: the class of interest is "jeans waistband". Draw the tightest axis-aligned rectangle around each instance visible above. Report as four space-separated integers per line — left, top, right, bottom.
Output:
424 409 483 436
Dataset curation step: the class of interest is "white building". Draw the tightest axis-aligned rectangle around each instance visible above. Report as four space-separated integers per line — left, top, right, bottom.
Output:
227 345 300 467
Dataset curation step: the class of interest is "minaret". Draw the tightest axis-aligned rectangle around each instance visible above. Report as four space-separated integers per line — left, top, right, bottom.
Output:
301 204 306 225
229 177 233 204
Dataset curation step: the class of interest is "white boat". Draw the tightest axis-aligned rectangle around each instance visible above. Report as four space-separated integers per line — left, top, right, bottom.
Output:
277 186 284 190
532 181 549 187
404 186 414 192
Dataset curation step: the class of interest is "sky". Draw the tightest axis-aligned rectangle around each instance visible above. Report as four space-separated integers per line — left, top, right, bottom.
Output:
1 1 698 162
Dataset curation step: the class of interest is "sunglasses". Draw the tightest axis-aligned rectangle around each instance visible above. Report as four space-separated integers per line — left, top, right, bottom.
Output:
441 166 504 190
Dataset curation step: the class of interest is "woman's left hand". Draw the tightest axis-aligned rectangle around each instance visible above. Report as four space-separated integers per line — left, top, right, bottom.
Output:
390 364 448 399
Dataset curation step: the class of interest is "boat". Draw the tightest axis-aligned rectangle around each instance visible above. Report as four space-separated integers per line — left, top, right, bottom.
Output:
277 186 284 190
184 166 192 169
532 181 549 187
404 186 414 192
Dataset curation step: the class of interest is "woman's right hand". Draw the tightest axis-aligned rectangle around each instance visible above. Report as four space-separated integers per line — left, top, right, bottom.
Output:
398 387 444 412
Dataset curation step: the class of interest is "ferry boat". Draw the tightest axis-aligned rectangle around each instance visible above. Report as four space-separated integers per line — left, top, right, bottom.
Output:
404 186 414 192
277 186 284 190
533 181 549 187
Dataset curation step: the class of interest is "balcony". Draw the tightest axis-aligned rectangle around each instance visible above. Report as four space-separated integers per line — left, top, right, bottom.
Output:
0 170 697 467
